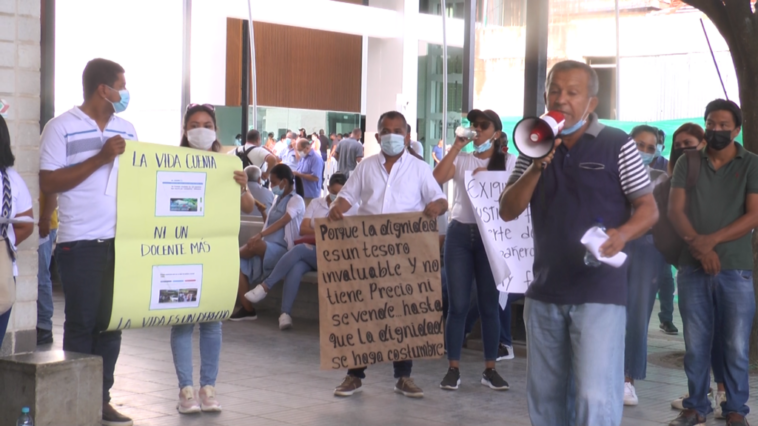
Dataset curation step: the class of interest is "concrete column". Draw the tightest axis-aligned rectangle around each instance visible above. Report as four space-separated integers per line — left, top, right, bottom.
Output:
0 0 41 356
365 0 419 157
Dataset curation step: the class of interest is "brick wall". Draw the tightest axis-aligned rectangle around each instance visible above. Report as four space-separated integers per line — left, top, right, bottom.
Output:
0 0 41 356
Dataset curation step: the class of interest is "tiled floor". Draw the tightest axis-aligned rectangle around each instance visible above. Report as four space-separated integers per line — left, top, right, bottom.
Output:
40 289 756 426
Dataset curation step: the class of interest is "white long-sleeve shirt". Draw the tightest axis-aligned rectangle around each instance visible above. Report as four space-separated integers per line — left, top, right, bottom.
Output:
337 150 446 215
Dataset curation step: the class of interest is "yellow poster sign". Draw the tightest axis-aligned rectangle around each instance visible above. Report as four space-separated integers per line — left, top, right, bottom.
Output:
107 141 240 331
315 212 445 370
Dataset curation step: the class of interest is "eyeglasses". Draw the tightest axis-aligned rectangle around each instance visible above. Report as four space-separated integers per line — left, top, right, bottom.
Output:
186 103 215 112
472 121 491 131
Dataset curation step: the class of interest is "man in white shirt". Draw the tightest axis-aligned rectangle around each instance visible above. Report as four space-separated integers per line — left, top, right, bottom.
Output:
38 58 137 426
229 129 277 180
329 111 448 400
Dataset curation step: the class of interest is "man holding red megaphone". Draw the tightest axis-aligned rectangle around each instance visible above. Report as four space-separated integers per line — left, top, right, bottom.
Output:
499 60 659 426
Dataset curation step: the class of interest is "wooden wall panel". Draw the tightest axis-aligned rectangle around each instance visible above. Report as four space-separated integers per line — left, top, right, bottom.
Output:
226 19 362 113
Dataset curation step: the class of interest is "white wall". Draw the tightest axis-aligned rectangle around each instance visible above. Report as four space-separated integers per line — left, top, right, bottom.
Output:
55 0 183 145
0 0 41 355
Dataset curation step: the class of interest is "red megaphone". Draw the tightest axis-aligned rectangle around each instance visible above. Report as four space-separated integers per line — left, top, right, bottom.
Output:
512 111 566 159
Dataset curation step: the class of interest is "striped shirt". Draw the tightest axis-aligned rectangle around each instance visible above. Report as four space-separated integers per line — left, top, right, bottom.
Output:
506 114 651 306
508 137 651 200
39 107 138 243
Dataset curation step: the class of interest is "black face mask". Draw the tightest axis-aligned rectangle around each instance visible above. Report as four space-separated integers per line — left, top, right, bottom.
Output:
704 129 733 151
670 146 697 167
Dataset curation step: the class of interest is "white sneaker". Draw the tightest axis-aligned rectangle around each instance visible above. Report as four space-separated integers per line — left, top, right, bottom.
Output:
199 385 222 412
623 382 639 406
714 391 726 419
244 284 268 303
176 386 201 414
671 388 713 410
671 393 687 410
279 313 293 330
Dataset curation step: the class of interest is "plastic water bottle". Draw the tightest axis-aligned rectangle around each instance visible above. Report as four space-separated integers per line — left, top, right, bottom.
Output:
455 126 477 139
583 218 605 267
16 407 33 426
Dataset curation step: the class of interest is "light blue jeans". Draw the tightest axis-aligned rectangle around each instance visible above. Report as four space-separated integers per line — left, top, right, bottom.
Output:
525 298 625 426
170 321 222 389
37 228 57 331
262 244 318 314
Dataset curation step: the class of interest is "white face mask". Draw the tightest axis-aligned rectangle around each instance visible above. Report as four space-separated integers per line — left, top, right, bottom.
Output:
380 134 406 156
187 128 216 150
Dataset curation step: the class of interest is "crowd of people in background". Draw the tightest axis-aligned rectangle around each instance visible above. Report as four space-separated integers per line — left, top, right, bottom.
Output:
7 54 752 426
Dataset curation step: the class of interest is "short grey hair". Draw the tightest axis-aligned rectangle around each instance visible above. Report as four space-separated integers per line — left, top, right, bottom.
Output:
546 60 599 97
245 165 261 182
286 131 296 139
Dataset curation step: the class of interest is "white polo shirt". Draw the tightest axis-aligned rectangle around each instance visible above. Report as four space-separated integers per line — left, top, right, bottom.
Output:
39 107 138 243
337 150 446 215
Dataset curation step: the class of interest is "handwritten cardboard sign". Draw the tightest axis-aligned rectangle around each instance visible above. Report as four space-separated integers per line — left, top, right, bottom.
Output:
465 171 534 294
315 212 444 370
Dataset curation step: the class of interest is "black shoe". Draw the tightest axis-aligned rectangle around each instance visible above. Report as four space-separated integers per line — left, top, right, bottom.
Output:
229 307 257 321
36 327 53 345
660 321 679 335
102 403 133 426
496 343 514 361
481 368 509 391
439 367 461 390
668 409 706 426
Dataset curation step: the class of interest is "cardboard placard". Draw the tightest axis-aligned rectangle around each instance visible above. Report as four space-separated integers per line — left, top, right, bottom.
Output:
315 212 444 370
465 170 534 294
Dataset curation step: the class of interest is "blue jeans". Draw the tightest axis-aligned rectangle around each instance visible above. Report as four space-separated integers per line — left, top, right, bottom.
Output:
525 298 625 426
170 321 222 389
624 235 665 380
657 262 675 324
0 306 11 349
678 266 755 417
262 244 318 314
55 239 121 403
445 220 500 361
37 228 57 331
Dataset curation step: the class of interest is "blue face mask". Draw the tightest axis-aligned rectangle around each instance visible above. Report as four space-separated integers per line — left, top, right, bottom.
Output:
474 139 493 154
272 184 284 196
329 193 338 202
560 118 585 136
656 144 663 157
639 151 656 166
380 134 406 156
108 87 130 114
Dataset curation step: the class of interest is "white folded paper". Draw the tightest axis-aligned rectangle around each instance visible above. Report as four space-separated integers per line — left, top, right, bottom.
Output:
580 226 627 268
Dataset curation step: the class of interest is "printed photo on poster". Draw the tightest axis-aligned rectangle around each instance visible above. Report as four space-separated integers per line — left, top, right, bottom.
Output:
155 171 206 217
150 264 203 310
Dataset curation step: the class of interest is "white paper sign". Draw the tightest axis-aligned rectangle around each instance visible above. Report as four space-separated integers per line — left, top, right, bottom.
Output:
465 170 534 294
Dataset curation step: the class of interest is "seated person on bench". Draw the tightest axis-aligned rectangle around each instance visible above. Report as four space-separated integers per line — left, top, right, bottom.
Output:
231 164 305 321
243 173 353 330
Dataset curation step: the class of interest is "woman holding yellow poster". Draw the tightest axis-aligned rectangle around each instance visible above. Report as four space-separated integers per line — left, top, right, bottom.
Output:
170 104 254 415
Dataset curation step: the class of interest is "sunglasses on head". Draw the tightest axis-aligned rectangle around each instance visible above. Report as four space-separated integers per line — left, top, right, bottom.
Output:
186 103 215 112
472 121 491 131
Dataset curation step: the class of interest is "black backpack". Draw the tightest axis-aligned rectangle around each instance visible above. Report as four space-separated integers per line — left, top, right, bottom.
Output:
651 150 701 267
234 145 258 168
